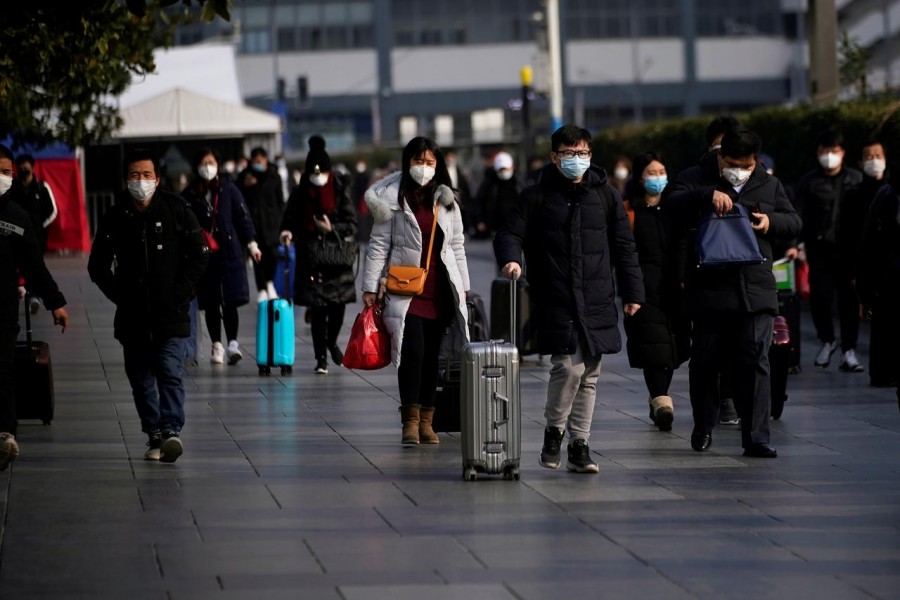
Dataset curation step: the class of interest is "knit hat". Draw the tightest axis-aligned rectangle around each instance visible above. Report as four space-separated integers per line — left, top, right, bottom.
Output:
493 151 514 172
305 135 331 174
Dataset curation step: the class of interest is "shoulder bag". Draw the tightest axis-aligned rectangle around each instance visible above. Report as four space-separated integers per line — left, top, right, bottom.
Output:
202 191 220 252
696 204 764 267
311 231 358 267
385 203 440 296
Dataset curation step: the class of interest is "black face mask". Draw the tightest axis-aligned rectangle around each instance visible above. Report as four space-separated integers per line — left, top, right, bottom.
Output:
19 170 32 178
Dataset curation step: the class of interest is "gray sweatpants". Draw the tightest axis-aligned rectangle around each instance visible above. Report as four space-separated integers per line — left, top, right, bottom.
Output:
544 336 602 442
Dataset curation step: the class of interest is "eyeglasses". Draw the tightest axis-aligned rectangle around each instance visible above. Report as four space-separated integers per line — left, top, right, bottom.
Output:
555 149 592 159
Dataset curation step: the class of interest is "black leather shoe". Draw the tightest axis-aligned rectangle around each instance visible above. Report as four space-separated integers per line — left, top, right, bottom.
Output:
690 434 712 452
743 444 777 458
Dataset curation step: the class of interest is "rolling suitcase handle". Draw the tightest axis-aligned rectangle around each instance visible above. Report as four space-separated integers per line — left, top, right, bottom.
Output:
281 242 293 304
23 292 34 346
509 273 517 347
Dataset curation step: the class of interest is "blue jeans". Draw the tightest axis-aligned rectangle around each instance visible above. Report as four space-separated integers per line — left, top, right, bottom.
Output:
122 337 188 434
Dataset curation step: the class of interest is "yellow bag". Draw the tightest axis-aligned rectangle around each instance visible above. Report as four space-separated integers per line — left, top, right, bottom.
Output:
384 203 439 297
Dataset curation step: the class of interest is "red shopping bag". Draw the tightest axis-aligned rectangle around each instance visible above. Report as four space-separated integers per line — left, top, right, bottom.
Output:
343 304 391 370
796 259 810 301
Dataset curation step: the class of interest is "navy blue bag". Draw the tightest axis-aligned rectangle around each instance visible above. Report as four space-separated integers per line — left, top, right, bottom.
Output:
696 204 765 267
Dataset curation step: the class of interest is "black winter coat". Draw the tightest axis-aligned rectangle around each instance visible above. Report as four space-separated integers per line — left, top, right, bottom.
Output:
494 164 645 356
794 167 863 264
0 193 66 329
281 173 358 307
474 171 520 234
237 166 285 250
88 190 210 343
663 157 802 316
624 201 690 369
857 183 900 305
183 176 256 308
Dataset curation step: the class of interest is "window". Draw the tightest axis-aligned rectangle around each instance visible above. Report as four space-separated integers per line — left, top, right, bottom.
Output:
391 0 542 46
696 0 783 37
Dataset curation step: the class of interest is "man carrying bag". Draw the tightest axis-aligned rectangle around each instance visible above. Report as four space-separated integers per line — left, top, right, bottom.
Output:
663 127 801 458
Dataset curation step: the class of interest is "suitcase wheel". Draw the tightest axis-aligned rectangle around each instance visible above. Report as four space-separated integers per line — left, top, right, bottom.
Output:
280 366 293 376
463 467 478 482
259 366 271 376
503 466 520 481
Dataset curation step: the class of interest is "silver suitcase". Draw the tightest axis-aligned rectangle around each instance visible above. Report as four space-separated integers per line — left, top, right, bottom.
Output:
460 278 521 481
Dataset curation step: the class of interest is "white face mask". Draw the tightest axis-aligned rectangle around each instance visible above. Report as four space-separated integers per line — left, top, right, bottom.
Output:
0 174 12 196
223 161 236 174
310 173 329 187
409 165 435 186
128 179 157 203
863 158 886 179
198 164 217 181
497 169 513 181
722 167 752 187
613 166 629 181
819 152 842 170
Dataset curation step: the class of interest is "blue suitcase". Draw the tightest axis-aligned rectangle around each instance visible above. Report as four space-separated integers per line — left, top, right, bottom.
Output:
257 245 296 376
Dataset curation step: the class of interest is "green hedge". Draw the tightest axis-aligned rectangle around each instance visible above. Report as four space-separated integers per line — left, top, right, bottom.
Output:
594 100 900 188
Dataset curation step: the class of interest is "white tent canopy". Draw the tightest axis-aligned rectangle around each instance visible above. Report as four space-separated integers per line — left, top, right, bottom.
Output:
116 87 281 139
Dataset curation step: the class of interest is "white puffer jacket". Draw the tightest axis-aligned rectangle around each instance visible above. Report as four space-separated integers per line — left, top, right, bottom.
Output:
363 172 470 366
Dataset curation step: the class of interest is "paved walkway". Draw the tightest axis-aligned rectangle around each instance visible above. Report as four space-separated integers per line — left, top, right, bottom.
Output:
1 240 899 599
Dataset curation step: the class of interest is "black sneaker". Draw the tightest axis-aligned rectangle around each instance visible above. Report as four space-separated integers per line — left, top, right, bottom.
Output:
718 397 740 426
566 439 599 473
159 430 183 463
539 426 564 469
328 344 344 366
144 430 161 461
314 358 328 374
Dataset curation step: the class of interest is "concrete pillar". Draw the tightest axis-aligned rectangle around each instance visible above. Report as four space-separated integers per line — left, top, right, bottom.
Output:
808 0 839 104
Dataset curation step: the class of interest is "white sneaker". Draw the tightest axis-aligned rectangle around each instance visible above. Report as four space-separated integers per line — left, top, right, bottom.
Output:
211 341 225 364
814 340 839 368
839 349 864 373
257 290 269 303
227 340 243 365
0 433 19 471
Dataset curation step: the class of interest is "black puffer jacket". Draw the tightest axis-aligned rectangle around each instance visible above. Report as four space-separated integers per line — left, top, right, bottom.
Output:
794 166 863 250
494 164 644 356
857 183 900 305
237 165 285 250
662 156 801 315
0 193 66 329
88 189 210 343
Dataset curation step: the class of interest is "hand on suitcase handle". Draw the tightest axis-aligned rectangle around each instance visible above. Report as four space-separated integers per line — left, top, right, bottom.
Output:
51 307 68 333
279 230 293 246
501 262 521 280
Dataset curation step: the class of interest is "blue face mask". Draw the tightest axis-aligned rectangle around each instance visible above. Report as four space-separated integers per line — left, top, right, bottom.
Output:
558 156 591 180
251 162 266 173
644 176 668 195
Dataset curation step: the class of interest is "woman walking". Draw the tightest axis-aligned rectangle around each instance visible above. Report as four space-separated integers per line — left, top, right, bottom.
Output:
184 147 261 365
280 136 358 374
624 152 690 431
362 137 471 446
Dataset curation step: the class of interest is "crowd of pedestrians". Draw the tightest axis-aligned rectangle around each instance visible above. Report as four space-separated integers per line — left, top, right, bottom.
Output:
1 115 898 473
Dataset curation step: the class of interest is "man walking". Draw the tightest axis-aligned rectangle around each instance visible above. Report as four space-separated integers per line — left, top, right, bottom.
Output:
494 124 644 474
664 128 801 458
0 144 69 470
88 149 209 463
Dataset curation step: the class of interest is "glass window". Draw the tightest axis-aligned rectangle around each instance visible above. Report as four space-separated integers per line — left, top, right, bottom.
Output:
278 27 297 51
297 4 320 25
352 25 375 47
323 2 349 24
324 26 348 48
274 5 295 25
243 6 269 28
347 1 374 24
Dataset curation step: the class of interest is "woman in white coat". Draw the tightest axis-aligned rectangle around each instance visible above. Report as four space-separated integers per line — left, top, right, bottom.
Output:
362 137 471 446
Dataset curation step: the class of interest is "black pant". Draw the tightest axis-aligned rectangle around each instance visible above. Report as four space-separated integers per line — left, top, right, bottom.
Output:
809 253 859 350
398 314 447 408
253 244 279 291
690 313 773 447
205 302 239 344
869 294 900 385
0 325 19 435
643 366 673 398
309 303 346 360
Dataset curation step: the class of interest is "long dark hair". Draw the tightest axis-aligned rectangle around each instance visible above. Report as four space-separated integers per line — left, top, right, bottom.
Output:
627 151 664 207
191 146 222 195
398 136 454 211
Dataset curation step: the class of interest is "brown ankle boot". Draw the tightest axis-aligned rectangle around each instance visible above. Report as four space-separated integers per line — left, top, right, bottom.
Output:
418 406 440 444
399 405 420 445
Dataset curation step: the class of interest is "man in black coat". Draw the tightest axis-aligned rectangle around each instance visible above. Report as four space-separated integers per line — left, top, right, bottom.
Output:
664 128 801 458
0 144 69 471
88 149 209 463
794 129 864 372
495 124 644 474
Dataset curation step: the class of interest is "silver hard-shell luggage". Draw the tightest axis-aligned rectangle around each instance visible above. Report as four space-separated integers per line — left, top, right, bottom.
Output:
460 278 521 481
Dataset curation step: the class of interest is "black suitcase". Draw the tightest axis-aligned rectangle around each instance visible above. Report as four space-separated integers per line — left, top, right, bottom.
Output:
14 296 54 424
433 294 489 433
777 290 801 371
490 276 537 356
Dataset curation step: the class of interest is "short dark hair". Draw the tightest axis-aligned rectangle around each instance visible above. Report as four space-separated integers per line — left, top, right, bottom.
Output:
15 154 35 168
816 129 844 149
399 136 454 211
0 144 13 162
122 148 159 179
706 115 742 146
720 128 762 160
627 151 664 203
551 124 592 152
861 136 883 152
249 147 268 159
